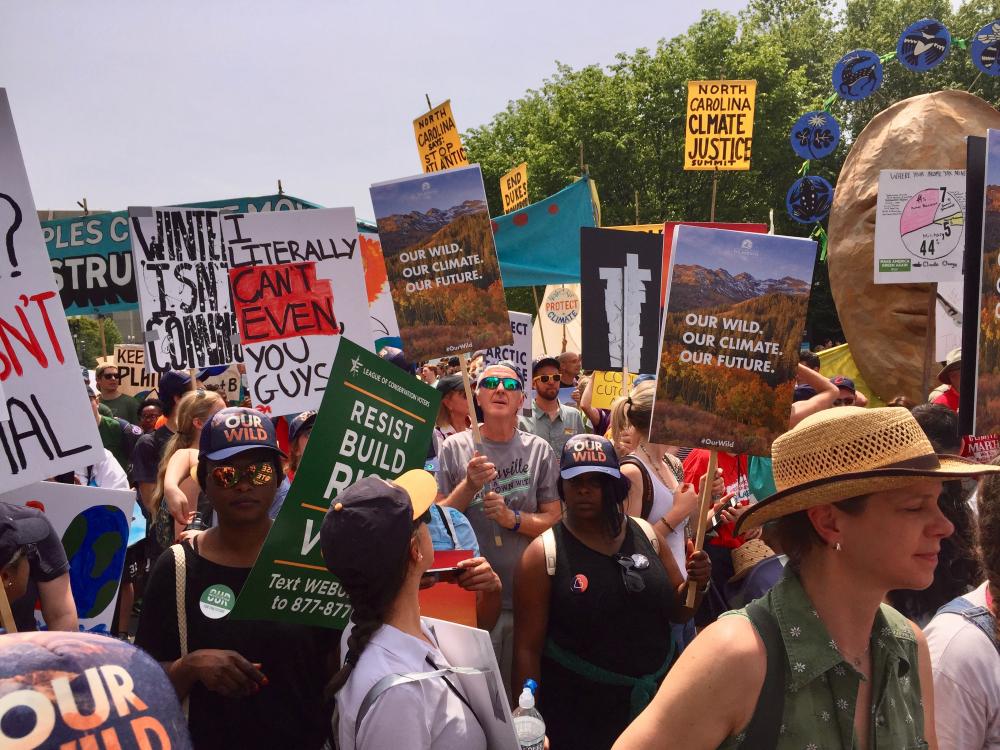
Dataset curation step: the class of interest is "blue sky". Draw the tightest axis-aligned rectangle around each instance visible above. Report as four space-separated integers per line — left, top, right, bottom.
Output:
370 165 486 218
673 225 816 282
0 0 746 222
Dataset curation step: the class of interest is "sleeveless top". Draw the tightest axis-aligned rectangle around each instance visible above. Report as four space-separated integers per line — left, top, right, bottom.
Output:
630 451 687 575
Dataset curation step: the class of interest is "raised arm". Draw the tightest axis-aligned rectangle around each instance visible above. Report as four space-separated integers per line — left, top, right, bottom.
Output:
790 364 839 427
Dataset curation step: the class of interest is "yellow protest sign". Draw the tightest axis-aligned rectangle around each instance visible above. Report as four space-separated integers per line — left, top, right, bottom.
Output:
590 370 639 410
684 80 756 171
413 99 469 173
500 162 529 214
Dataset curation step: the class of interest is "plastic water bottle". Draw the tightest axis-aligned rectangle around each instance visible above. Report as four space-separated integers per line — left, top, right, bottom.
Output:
512 680 545 750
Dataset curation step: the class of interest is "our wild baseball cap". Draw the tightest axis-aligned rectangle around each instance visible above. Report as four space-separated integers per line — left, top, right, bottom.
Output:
560 434 621 480
321 470 437 601
199 407 285 461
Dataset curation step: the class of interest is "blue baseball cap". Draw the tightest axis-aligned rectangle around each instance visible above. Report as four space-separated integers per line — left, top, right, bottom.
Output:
199 407 285 461
560 434 621 479
830 375 856 393
288 410 317 444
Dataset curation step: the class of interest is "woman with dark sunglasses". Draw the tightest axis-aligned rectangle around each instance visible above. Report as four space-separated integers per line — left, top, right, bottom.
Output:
135 407 337 750
513 435 710 750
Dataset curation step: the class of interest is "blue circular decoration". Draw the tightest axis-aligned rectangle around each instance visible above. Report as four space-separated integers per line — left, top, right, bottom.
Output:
786 176 834 224
896 18 951 72
790 111 841 161
832 50 883 100
971 20 1000 76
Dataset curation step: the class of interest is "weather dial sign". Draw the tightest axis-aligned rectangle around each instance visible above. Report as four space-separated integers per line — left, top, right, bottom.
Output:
874 169 965 284
790 111 841 161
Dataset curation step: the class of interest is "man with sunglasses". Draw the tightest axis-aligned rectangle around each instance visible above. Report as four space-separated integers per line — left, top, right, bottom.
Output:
437 362 561 694
519 356 592 461
95 363 141 424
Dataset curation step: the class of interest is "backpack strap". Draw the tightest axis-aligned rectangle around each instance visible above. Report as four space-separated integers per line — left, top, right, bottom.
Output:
620 456 654 520
170 543 190 719
936 594 1000 657
630 516 660 554
542 527 557 576
739 599 786 748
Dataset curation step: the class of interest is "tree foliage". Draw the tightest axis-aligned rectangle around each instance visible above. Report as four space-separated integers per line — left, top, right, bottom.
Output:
68 316 122 369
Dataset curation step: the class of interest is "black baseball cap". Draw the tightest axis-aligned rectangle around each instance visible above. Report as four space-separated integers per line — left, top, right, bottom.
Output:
435 374 465 396
199 407 285 461
158 370 193 405
321 470 437 601
560 434 621 480
793 384 817 402
0 505 50 569
532 356 561 374
288 410 317 444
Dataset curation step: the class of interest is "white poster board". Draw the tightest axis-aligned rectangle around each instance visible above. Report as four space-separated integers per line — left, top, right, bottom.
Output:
0 89 103 489
531 284 582 356
129 206 241 372
936 280 963 362
483 312 532 383
359 231 403 350
875 170 966 284
221 208 373 416
0 481 134 633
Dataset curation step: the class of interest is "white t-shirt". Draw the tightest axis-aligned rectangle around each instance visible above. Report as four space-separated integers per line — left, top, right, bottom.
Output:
337 620 488 750
925 582 1000 749
632 452 686 578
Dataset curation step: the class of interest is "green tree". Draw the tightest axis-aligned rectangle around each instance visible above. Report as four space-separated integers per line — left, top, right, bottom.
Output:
68 316 122 369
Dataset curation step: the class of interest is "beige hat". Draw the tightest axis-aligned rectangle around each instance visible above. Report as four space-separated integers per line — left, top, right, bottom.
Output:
735 406 1000 534
729 539 777 583
937 347 961 385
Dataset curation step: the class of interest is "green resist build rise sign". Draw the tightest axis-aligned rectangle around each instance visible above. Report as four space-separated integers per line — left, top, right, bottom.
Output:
231 339 439 628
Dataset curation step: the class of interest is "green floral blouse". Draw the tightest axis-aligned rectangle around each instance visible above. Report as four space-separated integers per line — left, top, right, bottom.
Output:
718 569 928 750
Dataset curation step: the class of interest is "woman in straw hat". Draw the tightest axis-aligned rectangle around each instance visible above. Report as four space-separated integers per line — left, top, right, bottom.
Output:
614 406 999 750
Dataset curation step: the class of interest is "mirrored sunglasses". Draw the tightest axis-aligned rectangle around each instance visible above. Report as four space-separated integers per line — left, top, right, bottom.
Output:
479 376 522 391
211 462 275 489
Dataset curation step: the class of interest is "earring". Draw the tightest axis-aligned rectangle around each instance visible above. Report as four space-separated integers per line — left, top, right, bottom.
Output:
834 541 842 552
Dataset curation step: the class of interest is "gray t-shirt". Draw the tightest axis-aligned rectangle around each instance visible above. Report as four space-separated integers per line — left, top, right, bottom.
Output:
437 429 559 609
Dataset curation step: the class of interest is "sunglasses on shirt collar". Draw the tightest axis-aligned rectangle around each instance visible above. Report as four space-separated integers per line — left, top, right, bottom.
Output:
478 376 523 392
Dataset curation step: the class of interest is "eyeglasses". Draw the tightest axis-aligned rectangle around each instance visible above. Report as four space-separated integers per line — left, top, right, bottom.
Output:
533 374 559 384
614 554 646 594
478 376 522 391
100 372 120 380
211 462 275 489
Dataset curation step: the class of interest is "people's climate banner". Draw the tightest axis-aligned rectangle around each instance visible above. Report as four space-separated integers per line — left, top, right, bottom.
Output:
874 169 966 284
44 194 321 316
223 207 373 416
500 162 529 214
580 227 662 375
413 100 469 173
232 339 439 629
974 129 1000 437
129 206 242 373
683 80 757 171
0 89 103 489
0 481 133 633
370 164 512 362
359 231 403 350
651 226 816 456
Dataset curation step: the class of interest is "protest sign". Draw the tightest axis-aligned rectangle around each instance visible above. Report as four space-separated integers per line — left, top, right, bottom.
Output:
413 100 469 173
684 80 757 170
112 344 159 398
483 311 532 384
418 549 476 627
936 281 963 361
129 206 241 373
0 481 133 633
500 162 529 214
961 136 987 435
223 207 373 415
580 228 662 374
874 170 966 283
370 165 512 362
0 89 103 488
590 370 639 410
44 194 320 316
533 284 582 356
974 130 1000 436
232 339 439 628
651 226 816 455
359 231 403 350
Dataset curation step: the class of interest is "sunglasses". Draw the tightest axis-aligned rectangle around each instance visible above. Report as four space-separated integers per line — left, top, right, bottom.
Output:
614 553 647 594
479 376 522 391
533 374 559 384
100 372 120 380
211 462 275 489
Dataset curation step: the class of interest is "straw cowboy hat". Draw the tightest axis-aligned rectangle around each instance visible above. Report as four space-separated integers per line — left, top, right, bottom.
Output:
937 347 961 385
735 406 1000 534
728 539 777 583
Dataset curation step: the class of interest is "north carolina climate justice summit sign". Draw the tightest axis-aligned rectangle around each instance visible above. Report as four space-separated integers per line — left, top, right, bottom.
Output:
684 80 757 171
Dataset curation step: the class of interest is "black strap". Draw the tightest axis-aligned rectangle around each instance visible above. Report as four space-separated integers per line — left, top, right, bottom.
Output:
741 600 786 748
424 655 478 719
620 456 654 520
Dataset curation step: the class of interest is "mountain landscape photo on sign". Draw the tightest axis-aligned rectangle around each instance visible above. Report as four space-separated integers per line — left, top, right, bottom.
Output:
653 226 815 455
977 129 1000 436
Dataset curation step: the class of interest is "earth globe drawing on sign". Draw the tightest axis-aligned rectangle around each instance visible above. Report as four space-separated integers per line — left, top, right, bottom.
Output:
62 505 128 623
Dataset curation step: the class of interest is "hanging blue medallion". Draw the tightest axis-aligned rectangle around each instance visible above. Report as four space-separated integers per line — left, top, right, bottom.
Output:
897 18 951 72
972 20 1000 76
786 176 834 224
832 50 883 101
790 111 841 161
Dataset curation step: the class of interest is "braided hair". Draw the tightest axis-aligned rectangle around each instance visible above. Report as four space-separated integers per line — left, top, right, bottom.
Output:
977 460 1000 641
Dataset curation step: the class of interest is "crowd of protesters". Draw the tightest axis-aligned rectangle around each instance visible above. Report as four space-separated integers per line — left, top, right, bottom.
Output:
4 343 1000 749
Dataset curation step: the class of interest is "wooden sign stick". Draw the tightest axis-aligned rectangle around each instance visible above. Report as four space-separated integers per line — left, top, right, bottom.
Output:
459 352 502 547
686 448 718 608
0 582 17 633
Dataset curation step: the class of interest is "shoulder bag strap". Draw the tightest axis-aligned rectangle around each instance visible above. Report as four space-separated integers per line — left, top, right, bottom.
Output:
740 600 786 748
542 527 557 576
630 516 660 554
170 543 190 719
620 456 654 519
436 504 459 548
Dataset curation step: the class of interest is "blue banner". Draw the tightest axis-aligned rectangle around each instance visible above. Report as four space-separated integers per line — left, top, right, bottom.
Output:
492 177 597 287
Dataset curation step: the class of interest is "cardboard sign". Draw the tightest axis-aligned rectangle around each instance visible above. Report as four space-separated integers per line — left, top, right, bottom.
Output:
359 231 403 350
370 165 512 362
684 80 756 171
44 194 319 316
533 284 582 356
874 170 966 283
590 370 639 410
418 549 476 627
500 163 529 214
651 226 816 455
974 129 1000 436
129 206 241 373
0 482 133 633
222 208 373 416
482 311 532 385
0 90 103 487
231 339 439 628
112 344 159 398
413 100 469 173
580 228 662 374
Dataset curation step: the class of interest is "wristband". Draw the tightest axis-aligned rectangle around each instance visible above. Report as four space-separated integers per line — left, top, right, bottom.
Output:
511 509 521 532
661 518 676 534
